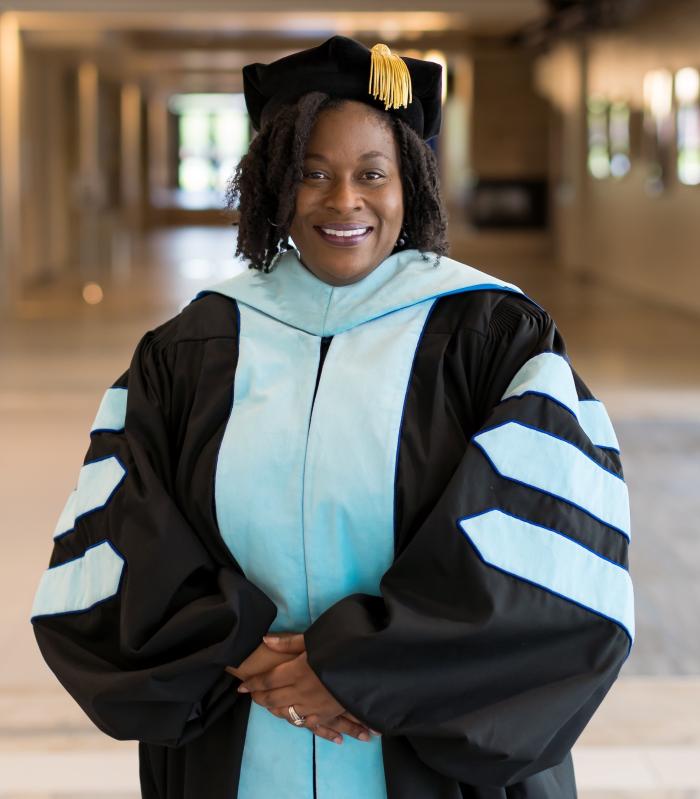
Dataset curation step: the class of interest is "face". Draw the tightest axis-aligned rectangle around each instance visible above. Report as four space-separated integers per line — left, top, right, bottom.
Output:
288 100 404 286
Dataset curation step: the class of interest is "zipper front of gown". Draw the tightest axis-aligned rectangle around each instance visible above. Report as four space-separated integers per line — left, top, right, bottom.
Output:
213 299 436 798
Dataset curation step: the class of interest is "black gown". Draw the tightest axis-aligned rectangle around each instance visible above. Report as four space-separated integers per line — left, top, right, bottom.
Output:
31 249 633 798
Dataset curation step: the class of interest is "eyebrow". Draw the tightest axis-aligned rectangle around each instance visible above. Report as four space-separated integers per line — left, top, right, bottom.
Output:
304 150 391 162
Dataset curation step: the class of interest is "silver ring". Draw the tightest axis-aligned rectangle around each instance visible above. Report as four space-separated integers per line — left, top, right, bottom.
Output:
288 704 306 727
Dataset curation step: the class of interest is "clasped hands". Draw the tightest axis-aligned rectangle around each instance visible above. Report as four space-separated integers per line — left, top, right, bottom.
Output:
225 632 380 745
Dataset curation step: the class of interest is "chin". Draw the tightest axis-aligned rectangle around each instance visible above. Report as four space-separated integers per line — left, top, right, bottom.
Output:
322 262 376 285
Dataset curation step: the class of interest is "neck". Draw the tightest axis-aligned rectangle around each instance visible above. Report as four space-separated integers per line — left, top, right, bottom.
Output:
295 249 390 287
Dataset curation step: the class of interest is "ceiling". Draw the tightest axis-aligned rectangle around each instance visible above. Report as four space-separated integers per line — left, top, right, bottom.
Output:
8 1 548 94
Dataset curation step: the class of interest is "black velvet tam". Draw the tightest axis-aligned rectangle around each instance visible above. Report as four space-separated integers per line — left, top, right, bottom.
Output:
242 35 443 140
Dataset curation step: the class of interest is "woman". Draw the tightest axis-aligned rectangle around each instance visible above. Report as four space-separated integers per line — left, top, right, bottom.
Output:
31 36 633 799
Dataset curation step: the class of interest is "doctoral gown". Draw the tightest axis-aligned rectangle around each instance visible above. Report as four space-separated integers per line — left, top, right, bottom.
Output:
31 248 634 799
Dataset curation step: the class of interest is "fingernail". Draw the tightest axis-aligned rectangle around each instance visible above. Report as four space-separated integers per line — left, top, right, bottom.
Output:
237 685 249 693
359 733 370 742
333 736 343 744
263 635 279 643
369 729 381 736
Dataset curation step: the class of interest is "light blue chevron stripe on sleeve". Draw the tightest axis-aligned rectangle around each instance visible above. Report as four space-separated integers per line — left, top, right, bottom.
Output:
473 421 630 538
579 399 620 450
458 509 634 641
53 456 127 539
90 387 128 433
502 352 579 416
30 540 125 618
501 353 620 451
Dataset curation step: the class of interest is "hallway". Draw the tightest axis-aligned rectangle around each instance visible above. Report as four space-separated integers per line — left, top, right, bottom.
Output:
2 0 700 794
1 228 699 798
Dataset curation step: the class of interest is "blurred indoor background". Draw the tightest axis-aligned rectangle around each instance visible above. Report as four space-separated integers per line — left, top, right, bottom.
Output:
1 0 699 797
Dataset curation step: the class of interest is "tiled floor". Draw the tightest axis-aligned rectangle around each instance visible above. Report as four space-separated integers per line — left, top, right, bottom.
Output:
2 227 699 797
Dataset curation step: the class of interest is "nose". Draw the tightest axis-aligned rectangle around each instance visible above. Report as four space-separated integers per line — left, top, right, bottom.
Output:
324 176 363 214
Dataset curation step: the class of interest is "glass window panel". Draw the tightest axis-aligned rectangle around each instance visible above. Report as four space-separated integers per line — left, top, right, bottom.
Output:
173 93 250 202
179 114 211 155
587 97 610 179
609 102 631 178
179 156 214 191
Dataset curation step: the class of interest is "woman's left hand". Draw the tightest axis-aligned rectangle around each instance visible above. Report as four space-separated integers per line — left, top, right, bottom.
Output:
237 633 345 723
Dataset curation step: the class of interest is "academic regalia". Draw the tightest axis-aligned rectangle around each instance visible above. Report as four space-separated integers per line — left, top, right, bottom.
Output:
31 248 633 799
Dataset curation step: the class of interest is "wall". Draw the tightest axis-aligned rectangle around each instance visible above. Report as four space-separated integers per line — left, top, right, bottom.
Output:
472 46 549 179
538 0 700 315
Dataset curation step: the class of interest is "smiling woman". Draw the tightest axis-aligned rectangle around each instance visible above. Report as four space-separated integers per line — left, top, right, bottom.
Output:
227 85 448 279
31 34 633 799
288 101 404 285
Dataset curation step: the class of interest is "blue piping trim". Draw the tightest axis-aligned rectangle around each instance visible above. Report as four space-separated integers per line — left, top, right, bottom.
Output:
391 300 438 547
368 283 523 325
499 393 621 453
455 514 633 648
53 454 128 542
458 507 628 570
501 389 580 421
499 351 622 454
476 419 624 482
472 421 629 541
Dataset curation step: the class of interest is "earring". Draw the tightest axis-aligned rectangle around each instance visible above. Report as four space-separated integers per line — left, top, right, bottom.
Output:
265 217 289 256
396 228 407 247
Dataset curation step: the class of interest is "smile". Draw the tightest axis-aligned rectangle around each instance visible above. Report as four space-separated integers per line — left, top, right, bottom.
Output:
314 225 374 247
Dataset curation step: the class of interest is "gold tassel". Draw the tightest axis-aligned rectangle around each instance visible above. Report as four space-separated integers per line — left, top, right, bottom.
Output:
368 43 413 110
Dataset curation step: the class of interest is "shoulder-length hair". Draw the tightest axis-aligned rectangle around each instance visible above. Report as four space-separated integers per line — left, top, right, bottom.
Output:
226 91 449 271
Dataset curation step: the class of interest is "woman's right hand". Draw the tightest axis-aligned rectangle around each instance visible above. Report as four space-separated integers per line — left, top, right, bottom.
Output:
226 641 297 683
227 634 379 745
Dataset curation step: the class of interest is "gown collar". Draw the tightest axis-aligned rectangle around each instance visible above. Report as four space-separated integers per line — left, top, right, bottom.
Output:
196 248 522 337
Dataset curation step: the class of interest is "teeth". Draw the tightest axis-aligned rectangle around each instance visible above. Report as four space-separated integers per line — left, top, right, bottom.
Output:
320 227 369 237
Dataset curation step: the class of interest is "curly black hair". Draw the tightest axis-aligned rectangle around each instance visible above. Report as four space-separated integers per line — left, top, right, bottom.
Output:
225 91 449 272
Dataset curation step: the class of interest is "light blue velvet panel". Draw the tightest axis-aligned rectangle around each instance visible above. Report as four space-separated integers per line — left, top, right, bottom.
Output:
215 304 320 633
215 300 433 798
53 456 127 539
502 352 578 416
474 421 630 538
215 303 318 799
579 399 620 450
304 301 434 797
90 387 128 433
31 540 124 618
302 301 434 622
199 248 521 337
458 509 634 641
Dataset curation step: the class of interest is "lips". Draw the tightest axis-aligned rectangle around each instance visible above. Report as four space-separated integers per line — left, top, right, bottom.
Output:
313 224 374 247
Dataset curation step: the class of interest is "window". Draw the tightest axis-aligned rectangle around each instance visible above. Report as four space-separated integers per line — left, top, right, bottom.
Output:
675 67 700 186
169 93 250 207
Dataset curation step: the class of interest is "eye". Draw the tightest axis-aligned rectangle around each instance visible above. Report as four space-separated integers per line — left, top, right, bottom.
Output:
303 170 328 180
363 170 386 180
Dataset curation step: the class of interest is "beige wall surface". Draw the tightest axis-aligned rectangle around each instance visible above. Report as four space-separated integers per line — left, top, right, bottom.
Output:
539 0 700 315
586 161 700 314
472 47 549 179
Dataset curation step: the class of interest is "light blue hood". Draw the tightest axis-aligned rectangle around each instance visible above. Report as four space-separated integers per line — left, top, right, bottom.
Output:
196 248 522 336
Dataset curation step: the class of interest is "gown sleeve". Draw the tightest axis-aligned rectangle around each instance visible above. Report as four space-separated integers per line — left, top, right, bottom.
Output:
30 325 277 747
304 293 633 787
